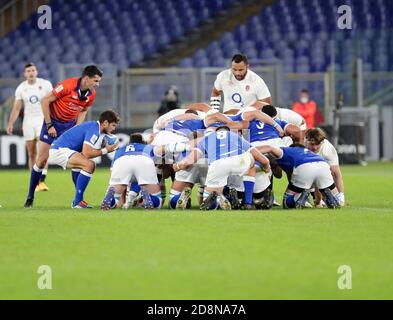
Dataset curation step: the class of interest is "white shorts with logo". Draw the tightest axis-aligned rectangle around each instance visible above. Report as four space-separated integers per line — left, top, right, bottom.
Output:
175 158 208 186
151 130 189 146
23 117 43 141
49 148 77 170
205 152 253 188
109 155 158 186
291 161 334 190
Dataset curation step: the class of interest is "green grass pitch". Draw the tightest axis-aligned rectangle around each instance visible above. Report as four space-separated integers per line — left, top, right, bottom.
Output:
0 162 393 299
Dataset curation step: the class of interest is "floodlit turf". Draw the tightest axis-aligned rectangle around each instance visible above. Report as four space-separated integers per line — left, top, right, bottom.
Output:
0 162 393 299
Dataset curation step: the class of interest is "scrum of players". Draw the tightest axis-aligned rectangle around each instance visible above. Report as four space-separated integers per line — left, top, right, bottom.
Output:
19 61 344 210
99 101 345 211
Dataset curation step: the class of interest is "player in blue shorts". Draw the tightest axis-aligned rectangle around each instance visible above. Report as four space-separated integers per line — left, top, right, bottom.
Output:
49 110 119 208
256 143 341 209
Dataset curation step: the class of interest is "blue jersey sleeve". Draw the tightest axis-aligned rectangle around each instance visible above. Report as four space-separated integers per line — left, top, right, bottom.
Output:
195 137 206 155
83 123 100 148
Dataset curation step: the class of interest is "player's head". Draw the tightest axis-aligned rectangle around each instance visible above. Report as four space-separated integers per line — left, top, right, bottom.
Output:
185 109 198 116
261 104 278 118
231 53 249 81
82 65 103 90
24 63 38 82
99 110 120 134
305 127 326 152
129 133 145 144
289 143 306 148
216 125 230 132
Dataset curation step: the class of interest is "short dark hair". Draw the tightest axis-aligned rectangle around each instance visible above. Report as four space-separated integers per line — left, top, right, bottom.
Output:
216 126 230 132
290 143 306 148
185 109 198 115
129 133 145 144
24 63 36 70
261 105 277 118
301 89 309 94
231 53 248 65
82 65 103 78
99 110 120 124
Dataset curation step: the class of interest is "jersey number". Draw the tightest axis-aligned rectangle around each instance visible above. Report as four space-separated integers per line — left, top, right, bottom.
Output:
217 131 228 140
125 145 135 152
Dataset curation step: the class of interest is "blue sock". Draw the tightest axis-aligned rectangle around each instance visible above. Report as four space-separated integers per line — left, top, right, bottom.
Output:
73 170 92 206
27 164 43 199
130 181 141 193
169 190 181 209
284 193 296 208
71 169 81 187
243 176 256 205
151 193 162 208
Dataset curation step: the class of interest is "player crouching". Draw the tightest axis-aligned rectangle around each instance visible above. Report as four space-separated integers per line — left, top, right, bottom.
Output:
256 143 341 209
173 126 271 210
101 133 190 210
48 110 120 208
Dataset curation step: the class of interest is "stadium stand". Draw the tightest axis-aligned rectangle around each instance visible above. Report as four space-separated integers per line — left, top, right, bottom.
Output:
0 0 240 82
180 0 393 73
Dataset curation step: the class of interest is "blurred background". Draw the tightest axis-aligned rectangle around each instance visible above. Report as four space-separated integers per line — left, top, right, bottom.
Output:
0 0 392 166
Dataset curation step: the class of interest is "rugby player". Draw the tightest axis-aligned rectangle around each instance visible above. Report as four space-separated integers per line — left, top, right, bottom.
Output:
7 63 53 191
210 53 272 114
49 110 119 208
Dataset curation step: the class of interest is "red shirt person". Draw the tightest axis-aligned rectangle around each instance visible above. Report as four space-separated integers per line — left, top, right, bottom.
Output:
24 65 103 208
292 89 318 128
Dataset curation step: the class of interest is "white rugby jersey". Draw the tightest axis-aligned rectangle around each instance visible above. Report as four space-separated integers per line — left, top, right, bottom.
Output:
276 107 306 129
15 78 53 118
317 139 339 166
214 69 271 112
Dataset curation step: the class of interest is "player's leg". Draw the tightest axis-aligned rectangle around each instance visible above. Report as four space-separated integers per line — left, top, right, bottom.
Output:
202 158 233 210
170 166 198 209
32 119 49 191
253 169 273 209
24 140 51 207
242 166 256 209
25 140 37 172
101 184 127 211
66 152 96 208
315 162 340 209
134 156 162 209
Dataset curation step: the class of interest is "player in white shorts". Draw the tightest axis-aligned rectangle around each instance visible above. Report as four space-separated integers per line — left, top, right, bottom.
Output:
210 53 272 114
6 63 53 191
174 127 271 210
305 127 345 207
256 143 341 209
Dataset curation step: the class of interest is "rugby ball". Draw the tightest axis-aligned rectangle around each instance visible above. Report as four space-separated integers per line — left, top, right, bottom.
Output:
104 134 118 146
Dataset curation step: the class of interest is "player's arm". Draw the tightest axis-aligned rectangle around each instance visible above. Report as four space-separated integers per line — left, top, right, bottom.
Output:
6 99 23 135
76 109 88 125
242 110 285 136
252 98 272 108
284 124 301 143
184 102 211 112
41 92 58 137
250 147 271 173
204 112 236 126
330 165 344 194
255 145 283 159
210 87 222 111
81 141 118 159
173 149 200 171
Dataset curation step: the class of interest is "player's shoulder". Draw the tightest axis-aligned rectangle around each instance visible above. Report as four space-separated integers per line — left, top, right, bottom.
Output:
217 69 232 79
37 78 53 87
247 69 264 81
16 80 28 91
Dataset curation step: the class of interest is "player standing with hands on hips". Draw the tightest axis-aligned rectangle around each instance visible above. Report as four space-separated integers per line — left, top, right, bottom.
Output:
23 65 103 208
7 63 53 191
210 53 272 114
